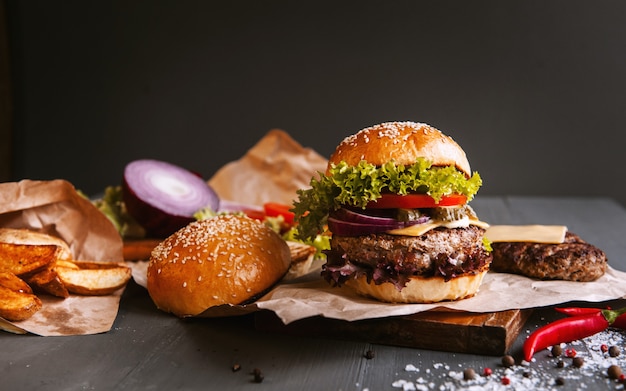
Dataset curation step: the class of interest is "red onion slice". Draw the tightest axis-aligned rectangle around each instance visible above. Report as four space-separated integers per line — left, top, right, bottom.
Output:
122 159 219 238
328 207 431 237
327 217 402 237
332 207 398 225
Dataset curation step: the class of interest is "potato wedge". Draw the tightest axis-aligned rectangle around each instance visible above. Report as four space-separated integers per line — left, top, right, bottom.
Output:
54 259 80 269
0 285 42 321
0 228 72 260
23 268 69 298
55 262 132 295
0 242 60 276
0 271 33 294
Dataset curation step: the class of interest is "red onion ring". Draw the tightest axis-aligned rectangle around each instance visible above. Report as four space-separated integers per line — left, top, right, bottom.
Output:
328 207 431 237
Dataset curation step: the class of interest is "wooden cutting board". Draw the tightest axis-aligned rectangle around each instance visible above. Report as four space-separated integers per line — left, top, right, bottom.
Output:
255 308 531 356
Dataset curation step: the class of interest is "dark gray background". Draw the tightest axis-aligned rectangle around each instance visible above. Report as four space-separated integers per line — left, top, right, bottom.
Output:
5 1 626 207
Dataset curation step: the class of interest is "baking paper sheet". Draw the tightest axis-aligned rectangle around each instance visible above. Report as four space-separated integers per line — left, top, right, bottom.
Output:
131 129 626 324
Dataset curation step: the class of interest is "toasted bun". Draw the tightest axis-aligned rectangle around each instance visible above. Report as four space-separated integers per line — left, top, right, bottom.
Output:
0 228 72 260
147 214 291 317
345 268 489 304
328 121 471 177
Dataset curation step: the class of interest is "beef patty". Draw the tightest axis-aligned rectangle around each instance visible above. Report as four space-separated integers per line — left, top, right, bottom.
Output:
490 232 607 282
325 225 491 286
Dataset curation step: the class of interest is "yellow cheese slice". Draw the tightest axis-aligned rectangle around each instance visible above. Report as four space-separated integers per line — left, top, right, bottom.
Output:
484 225 567 244
387 222 443 236
387 217 490 236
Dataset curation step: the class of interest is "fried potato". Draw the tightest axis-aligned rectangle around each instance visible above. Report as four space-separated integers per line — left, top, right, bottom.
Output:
0 242 60 276
0 285 42 321
23 267 69 298
0 271 33 293
56 262 132 296
0 228 72 260
54 259 80 269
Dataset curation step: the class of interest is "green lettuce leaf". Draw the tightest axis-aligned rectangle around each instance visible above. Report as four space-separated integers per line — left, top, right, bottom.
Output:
292 158 482 241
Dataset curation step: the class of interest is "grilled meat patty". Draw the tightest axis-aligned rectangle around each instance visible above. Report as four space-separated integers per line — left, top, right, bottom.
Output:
490 232 607 282
324 225 492 288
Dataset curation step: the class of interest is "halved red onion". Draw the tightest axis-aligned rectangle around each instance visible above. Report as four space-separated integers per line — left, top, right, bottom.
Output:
122 159 220 238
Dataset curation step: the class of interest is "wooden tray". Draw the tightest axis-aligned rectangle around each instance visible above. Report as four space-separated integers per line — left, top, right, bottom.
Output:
255 308 531 356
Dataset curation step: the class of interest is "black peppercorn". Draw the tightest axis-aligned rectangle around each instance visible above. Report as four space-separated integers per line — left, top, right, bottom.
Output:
609 346 621 357
252 368 264 383
232 363 241 372
501 355 515 368
556 360 565 368
555 377 565 386
364 350 375 359
551 345 563 357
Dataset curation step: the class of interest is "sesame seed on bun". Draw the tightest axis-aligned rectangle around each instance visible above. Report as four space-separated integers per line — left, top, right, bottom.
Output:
147 214 291 317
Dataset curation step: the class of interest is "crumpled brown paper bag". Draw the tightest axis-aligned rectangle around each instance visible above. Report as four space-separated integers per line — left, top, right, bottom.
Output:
0 179 125 336
208 129 328 206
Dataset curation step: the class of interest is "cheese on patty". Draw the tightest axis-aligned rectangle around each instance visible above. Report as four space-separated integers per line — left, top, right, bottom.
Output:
484 225 567 244
388 216 489 236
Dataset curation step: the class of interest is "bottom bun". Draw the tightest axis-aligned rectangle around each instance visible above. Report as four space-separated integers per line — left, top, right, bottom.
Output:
345 269 488 304
147 214 291 317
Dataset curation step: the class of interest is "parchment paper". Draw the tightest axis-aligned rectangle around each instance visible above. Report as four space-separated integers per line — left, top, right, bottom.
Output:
208 129 328 206
0 179 125 336
132 129 626 324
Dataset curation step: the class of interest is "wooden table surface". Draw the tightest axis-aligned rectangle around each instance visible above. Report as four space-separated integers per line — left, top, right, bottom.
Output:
2 196 626 390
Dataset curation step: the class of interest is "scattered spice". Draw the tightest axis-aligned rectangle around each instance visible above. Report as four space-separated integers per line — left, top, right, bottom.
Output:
252 368 264 383
609 345 621 357
555 376 565 385
572 357 584 368
463 368 476 380
551 345 563 357
565 348 577 358
556 360 565 368
391 326 626 390
364 350 375 359
501 355 515 368
608 365 622 380
232 363 241 372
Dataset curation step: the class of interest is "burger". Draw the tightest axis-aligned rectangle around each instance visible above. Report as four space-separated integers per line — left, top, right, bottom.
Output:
292 121 491 303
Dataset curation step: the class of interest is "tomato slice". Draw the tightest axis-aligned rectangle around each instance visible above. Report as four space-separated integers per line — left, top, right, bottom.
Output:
365 193 467 209
263 202 295 225
243 209 266 221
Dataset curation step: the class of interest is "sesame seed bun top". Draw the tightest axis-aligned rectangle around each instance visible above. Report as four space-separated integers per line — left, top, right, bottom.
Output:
328 121 472 177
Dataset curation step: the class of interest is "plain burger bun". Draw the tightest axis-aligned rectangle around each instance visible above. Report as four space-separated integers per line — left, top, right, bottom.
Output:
147 214 291 317
328 121 472 177
346 267 490 304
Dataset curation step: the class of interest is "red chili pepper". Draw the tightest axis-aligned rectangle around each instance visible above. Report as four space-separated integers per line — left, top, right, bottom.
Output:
523 311 610 362
555 307 626 329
